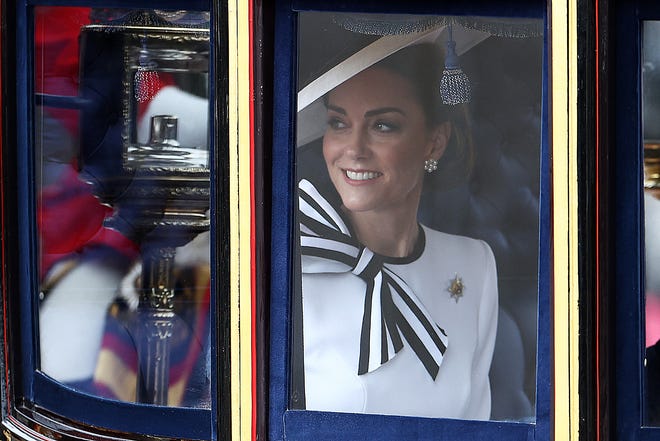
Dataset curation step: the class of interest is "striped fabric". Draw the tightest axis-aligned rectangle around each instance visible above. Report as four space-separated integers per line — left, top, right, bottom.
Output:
92 267 211 407
299 179 449 380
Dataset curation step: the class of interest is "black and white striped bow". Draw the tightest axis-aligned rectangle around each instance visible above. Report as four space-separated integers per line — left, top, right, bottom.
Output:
298 179 449 380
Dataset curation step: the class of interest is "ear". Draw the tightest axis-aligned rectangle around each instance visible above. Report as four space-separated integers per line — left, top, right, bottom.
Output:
426 121 452 161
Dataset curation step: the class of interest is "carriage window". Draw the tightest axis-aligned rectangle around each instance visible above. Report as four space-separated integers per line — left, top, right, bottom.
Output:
35 6 211 410
32 4 213 420
9 4 218 439
271 5 548 438
293 11 543 422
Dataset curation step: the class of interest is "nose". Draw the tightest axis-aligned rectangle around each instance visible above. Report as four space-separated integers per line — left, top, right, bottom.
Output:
344 126 369 159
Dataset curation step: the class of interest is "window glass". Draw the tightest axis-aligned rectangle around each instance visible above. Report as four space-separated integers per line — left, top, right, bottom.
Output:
293 11 543 422
34 6 212 409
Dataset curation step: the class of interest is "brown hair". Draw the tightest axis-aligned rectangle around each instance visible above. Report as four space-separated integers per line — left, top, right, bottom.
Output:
369 43 474 189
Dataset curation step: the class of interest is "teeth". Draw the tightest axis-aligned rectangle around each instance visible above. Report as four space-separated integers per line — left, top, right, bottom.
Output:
346 170 381 181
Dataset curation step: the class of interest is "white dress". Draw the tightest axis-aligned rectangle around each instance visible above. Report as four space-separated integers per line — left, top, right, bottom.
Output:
302 225 498 420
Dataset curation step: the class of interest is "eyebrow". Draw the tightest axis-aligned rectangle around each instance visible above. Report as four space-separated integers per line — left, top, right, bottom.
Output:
326 104 406 118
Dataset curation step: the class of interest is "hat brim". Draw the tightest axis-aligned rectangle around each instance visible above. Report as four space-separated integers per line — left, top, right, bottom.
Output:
296 15 491 147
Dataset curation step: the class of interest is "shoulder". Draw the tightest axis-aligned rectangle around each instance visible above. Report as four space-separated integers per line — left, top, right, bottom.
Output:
418 225 498 310
420 224 496 267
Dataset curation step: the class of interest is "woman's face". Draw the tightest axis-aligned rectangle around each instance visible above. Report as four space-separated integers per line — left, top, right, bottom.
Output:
323 67 449 217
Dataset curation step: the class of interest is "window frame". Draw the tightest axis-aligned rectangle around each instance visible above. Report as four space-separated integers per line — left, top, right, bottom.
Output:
266 1 571 440
0 1 230 440
609 1 660 439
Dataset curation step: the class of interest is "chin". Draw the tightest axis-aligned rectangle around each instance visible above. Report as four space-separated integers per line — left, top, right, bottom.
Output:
338 195 381 214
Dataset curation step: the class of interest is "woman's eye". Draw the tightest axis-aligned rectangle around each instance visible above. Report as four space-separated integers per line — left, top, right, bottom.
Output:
373 121 399 133
327 117 347 130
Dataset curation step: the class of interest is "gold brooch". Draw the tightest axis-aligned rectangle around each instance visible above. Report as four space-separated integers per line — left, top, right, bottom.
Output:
447 274 464 302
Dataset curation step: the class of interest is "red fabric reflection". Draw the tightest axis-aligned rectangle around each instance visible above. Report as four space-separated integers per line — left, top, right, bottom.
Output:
35 7 139 277
38 165 139 277
34 7 91 135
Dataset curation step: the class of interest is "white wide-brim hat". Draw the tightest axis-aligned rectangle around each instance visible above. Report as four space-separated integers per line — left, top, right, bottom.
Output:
296 12 543 147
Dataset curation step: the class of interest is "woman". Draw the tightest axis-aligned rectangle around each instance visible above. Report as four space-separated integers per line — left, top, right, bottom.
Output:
297 43 498 420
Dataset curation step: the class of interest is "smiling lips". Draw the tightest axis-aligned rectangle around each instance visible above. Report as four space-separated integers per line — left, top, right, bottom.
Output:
345 169 382 181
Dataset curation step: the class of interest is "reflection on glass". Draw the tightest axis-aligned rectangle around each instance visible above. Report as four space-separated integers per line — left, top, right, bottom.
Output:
126 40 210 169
293 11 542 422
35 7 211 409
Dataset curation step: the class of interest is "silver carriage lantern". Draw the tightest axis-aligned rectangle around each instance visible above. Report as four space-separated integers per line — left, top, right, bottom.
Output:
78 9 210 405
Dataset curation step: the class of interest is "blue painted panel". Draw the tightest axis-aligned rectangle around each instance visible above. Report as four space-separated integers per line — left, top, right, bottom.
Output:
269 4 297 441
34 373 212 439
535 12 552 441
284 411 535 441
615 1 646 440
611 0 660 439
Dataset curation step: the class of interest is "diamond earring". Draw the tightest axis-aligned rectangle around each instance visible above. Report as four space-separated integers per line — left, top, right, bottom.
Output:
424 159 438 173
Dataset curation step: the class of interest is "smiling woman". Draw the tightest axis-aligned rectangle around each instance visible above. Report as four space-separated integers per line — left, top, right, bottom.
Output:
322 63 451 257
295 38 498 420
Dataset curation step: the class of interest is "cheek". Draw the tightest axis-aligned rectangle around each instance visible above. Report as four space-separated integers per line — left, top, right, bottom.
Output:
397 158 425 185
322 138 333 166
322 136 342 166
383 140 428 185
383 141 425 173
